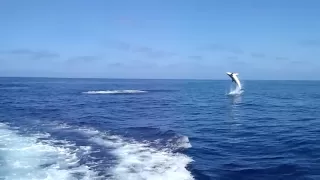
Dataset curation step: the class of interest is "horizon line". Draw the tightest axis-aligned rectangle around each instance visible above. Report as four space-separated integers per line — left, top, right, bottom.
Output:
0 76 319 81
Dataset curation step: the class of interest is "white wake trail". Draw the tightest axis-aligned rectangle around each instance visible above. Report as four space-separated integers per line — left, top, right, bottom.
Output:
83 90 147 94
0 123 97 180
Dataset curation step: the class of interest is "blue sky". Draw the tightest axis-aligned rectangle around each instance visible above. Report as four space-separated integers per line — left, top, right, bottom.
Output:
1 0 320 80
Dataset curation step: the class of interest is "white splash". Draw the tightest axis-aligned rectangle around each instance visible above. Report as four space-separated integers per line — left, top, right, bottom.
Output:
72 127 194 180
83 90 147 94
91 135 194 180
227 84 244 96
0 123 97 180
37 122 194 180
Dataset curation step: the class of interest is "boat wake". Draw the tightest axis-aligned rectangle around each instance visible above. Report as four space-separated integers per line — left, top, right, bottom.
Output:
0 121 194 180
91 133 193 180
0 123 96 180
56 124 194 180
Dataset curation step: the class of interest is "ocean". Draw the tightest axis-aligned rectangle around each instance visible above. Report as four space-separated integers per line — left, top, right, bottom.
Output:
0 77 319 180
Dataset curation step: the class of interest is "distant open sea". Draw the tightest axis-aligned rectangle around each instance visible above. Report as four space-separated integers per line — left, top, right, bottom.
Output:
0 77 319 180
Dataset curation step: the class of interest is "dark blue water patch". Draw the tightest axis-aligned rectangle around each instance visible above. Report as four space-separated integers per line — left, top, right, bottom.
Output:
188 166 213 180
217 164 311 180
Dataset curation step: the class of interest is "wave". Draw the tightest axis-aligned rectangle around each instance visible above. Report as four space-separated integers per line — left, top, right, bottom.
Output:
53 124 194 180
0 123 98 180
90 134 194 180
1 120 194 180
83 90 148 94
123 127 192 152
0 84 29 90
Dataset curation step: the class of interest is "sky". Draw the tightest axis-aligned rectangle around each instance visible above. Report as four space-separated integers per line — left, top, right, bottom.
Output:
0 0 320 80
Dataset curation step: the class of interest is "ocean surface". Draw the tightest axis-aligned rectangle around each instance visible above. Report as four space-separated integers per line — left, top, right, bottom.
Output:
0 77 319 180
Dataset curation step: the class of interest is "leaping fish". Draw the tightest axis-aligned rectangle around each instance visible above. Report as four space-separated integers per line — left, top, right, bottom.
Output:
226 72 242 90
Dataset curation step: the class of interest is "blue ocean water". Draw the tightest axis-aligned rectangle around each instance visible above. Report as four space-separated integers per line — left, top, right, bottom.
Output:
0 77 319 180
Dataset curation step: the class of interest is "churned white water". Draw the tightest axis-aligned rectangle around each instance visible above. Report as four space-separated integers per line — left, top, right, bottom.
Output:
0 123 97 180
83 90 147 94
71 127 194 180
